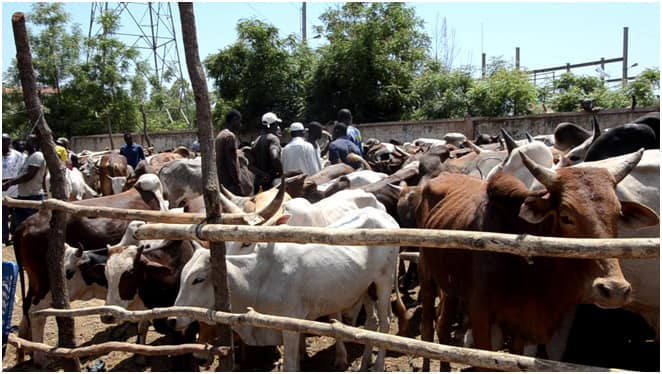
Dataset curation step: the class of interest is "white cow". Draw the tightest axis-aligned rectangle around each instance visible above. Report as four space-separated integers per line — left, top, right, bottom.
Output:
45 168 99 200
281 189 385 227
486 141 555 188
170 207 400 371
315 170 388 196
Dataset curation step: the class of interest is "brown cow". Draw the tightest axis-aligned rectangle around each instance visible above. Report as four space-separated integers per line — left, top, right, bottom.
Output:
98 152 129 195
413 150 657 370
14 174 167 365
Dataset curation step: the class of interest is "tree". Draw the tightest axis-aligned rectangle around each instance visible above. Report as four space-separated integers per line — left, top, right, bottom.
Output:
408 63 474 119
626 68 660 108
307 2 430 123
467 58 538 117
206 19 312 130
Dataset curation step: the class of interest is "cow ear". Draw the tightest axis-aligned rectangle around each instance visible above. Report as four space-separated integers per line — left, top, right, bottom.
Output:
519 194 554 224
274 214 291 226
619 201 659 229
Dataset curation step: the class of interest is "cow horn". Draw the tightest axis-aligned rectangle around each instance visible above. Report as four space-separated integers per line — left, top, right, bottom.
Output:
219 183 238 200
221 175 286 225
606 148 644 185
591 115 601 142
134 245 145 266
464 140 483 154
525 132 535 143
218 190 244 214
520 150 559 190
500 128 518 155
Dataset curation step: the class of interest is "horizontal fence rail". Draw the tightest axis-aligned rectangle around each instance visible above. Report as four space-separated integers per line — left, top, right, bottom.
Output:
4 196 657 259
33 306 620 372
134 223 659 259
7 334 229 359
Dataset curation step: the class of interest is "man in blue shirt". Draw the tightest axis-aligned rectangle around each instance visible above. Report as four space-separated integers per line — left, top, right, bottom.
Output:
119 132 146 169
338 108 363 157
328 123 361 166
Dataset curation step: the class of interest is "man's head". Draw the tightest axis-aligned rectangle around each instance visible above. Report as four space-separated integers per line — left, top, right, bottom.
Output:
124 132 133 146
225 109 242 131
2 133 11 154
56 137 69 149
261 112 282 133
306 121 323 142
13 140 26 153
333 122 348 140
337 108 353 126
26 134 40 153
289 122 305 138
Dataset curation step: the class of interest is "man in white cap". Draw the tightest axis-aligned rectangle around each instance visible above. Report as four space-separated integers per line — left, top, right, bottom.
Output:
251 112 283 193
281 122 321 177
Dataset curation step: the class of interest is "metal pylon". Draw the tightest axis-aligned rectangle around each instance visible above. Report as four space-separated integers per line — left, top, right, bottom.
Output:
88 2 191 126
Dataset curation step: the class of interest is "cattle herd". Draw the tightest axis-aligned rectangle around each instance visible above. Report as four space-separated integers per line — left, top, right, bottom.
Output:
6 111 660 371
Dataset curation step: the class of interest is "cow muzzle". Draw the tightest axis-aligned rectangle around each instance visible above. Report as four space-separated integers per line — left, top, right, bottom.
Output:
592 277 632 309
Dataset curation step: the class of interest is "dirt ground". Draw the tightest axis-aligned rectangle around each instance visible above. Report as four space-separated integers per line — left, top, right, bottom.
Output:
1 244 466 372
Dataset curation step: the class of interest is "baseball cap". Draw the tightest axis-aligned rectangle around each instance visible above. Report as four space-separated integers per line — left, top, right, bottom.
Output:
261 112 282 126
290 122 305 132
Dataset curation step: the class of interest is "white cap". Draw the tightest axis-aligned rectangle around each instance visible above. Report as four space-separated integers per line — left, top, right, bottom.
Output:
290 122 305 132
261 112 282 126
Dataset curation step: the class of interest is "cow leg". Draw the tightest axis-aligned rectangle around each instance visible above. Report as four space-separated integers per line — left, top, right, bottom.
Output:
373 279 392 372
436 293 458 372
419 262 436 372
359 301 378 371
136 320 150 345
281 330 301 372
30 314 48 366
331 312 349 371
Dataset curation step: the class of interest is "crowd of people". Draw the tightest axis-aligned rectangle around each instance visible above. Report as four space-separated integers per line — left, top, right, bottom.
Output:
215 107 365 195
1 107 362 243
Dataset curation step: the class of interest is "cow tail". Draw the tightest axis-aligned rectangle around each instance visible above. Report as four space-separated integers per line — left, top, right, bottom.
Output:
12 226 30 326
393 255 412 337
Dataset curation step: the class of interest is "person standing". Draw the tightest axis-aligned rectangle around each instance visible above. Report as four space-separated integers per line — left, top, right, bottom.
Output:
305 121 324 162
119 132 146 169
55 137 75 169
338 108 363 157
2 134 47 233
328 122 361 166
281 122 321 176
2 134 25 244
251 112 283 193
215 109 253 196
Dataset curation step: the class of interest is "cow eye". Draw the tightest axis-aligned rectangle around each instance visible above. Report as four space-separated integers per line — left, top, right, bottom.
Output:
192 277 205 285
66 270 75 280
560 216 573 225
241 242 252 248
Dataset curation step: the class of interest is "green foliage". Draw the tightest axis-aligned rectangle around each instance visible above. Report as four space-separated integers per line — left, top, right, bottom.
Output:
408 64 473 119
205 19 313 131
466 60 538 117
626 68 660 107
306 2 430 123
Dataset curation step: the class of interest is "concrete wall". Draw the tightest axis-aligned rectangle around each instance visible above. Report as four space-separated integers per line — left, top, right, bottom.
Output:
71 107 658 152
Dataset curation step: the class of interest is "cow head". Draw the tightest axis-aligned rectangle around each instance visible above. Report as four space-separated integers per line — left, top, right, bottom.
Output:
559 117 601 166
102 244 151 323
106 175 128 195
64 244 108 301
168 245 212 332
517 149 658 308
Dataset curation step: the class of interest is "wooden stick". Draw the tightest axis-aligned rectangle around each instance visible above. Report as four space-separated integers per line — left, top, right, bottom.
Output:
7 334 229 359
2 196 264 225
34 306 619 372
133 223 659 259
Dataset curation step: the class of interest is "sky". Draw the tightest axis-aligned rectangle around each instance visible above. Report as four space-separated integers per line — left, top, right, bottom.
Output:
1 1 660 86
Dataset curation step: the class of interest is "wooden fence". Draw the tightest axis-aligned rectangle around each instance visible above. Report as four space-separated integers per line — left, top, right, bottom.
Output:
4 196 657 371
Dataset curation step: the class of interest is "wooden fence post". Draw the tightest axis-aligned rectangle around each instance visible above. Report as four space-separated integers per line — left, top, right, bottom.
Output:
178 3 234 370
11 12 79 371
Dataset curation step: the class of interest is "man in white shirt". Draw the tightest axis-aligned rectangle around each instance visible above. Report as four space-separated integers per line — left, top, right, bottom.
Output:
3 134 47 234
281 122 322 176
2 133 25 244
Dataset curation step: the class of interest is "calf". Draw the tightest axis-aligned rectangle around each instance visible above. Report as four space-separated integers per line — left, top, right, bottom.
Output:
169 207 400 371
98 153 129 196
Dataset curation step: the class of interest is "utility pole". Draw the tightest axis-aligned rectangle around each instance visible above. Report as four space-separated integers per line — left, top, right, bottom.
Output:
301 2 307 42
622 26 629 88
515 47 520 71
